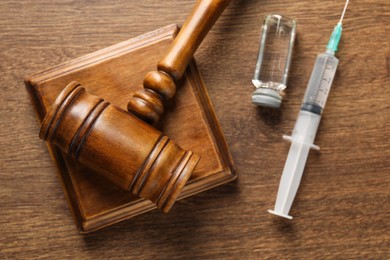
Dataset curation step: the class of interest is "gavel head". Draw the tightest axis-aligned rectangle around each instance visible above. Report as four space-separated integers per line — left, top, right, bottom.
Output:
39 82 200 213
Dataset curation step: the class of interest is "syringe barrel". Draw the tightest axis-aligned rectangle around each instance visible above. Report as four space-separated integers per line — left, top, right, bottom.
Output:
301 52 339 115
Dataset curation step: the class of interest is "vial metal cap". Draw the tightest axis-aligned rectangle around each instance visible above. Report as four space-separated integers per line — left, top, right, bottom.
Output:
251 87 282 108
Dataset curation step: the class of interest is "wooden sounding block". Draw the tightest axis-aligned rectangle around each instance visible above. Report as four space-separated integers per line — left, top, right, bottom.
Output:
25 24 236 233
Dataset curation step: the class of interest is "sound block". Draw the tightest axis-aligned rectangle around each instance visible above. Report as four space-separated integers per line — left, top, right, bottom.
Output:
25 24 236 233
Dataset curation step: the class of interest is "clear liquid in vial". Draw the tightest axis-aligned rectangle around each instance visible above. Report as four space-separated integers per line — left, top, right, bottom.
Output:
252 15 296 108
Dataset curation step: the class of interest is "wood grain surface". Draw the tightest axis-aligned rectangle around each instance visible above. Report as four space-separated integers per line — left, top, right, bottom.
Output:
1 0 389 259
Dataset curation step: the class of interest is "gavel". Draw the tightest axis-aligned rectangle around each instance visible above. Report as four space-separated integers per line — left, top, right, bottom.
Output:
39 0 231 212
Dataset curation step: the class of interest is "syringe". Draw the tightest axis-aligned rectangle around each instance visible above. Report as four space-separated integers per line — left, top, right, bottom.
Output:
268 0 349 219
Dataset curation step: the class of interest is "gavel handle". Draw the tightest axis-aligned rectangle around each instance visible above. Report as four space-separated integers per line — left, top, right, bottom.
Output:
127 0 231 124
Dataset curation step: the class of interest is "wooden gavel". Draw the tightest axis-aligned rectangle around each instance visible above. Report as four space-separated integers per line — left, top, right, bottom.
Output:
40 0 231 212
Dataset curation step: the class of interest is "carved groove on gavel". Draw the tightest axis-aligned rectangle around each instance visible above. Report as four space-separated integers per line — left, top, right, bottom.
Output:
40 82 200 213
127 0 231 124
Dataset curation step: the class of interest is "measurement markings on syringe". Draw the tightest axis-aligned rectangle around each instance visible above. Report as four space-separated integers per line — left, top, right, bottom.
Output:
314 62 336 107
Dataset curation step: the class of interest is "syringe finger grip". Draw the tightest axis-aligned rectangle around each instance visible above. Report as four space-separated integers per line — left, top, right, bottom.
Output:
283 135 320 150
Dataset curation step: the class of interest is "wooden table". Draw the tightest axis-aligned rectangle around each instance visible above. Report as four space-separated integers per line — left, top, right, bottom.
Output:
1 0 389 258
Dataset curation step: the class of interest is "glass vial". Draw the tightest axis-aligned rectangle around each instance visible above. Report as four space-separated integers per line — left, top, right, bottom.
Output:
252 14 297 108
